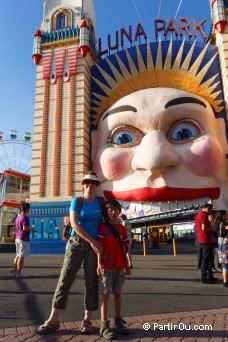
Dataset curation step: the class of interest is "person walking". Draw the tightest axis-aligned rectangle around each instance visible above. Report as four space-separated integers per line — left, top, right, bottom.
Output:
194 222 202 271
36 171 104 335
210 213 222 272
195 203 217 284
97 199 131 340
214 210 228 286
13 202 34 279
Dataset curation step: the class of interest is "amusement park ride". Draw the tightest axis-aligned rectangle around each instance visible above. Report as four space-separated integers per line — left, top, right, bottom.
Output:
1 0 228 252
0 131 32 174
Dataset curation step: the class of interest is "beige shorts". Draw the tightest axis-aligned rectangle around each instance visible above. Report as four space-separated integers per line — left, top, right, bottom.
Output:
99 268 125 294
15 239 30 257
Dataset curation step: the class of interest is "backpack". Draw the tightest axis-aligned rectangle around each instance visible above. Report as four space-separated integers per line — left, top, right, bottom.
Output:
63 196 105 240
63 222 72 240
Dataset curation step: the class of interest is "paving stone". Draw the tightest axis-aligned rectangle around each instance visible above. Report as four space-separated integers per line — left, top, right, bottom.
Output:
63 321 78 330
1 309 228 342
17 327 31 334
3 327 17 336
28 326 38 333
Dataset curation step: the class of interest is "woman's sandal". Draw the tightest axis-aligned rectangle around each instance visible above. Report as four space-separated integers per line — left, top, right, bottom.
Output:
81 319 92 334
36 320 60 335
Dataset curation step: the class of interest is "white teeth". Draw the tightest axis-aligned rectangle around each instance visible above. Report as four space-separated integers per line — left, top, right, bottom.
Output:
198 197 210 207
191 199 200 209
160 201 170 212
142 203 152 212
129 202 136 211
177 200 186 209
120 197 212 217
185 200 193 209
169 201 178 211
152 202 161 212
121 201 129 210
119 201 123 207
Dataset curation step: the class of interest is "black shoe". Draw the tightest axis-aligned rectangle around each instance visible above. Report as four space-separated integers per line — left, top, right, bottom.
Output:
209 277 219 282
100 320 116 340
114 317 129 335
223 283 228 287
201 279 216 284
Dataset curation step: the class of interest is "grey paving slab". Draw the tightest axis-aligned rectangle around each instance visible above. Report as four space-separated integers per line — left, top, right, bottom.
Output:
0 243 228 341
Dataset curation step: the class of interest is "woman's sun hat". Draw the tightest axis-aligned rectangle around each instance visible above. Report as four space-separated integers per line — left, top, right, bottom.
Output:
81 172 100 185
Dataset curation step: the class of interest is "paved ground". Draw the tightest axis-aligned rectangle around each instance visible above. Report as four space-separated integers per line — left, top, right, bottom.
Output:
0 243 228 341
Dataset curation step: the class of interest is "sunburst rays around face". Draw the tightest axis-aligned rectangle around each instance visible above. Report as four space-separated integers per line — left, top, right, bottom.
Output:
91 40 224 127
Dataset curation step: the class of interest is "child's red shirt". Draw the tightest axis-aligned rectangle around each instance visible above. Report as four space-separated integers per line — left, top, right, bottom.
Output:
98 223 129 269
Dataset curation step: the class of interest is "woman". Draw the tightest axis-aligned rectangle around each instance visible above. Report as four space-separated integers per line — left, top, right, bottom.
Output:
36 171 104 334
214 210 228 287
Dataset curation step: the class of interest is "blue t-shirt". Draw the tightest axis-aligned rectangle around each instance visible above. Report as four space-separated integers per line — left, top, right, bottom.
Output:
69 195 103 238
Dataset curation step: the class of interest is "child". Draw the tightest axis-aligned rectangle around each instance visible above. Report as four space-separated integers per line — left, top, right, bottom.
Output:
97 199 131 340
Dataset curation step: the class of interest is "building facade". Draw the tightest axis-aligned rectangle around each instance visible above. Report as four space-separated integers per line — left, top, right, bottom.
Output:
28 0 228 247
0 170 30 248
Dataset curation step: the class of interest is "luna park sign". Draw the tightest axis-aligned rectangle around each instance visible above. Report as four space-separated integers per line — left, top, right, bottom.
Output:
98 18 207 59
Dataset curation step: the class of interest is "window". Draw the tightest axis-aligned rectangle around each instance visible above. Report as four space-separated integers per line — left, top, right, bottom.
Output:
57 13 66 30
1 206 19 243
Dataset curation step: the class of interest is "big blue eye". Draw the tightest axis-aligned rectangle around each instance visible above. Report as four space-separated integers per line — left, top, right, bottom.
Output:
108 127 144 146
113 131 137 145
169 121 200 142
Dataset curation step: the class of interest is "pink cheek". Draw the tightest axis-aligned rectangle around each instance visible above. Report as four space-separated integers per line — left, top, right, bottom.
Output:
184 140 222 175
96 149 132 180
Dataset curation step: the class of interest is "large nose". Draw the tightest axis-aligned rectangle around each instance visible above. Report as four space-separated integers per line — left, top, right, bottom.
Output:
131 130 179 175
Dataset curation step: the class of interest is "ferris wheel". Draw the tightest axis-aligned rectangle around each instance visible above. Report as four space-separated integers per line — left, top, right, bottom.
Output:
0 130 33 175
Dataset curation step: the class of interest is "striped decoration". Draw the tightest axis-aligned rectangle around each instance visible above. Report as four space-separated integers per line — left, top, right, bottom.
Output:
39 79 50 197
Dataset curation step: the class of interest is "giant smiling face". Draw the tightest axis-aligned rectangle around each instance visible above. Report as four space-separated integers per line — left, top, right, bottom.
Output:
91 88 228 214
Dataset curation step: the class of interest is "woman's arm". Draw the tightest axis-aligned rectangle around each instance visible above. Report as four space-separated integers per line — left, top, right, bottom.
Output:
70 210 102 254
97 251 103 275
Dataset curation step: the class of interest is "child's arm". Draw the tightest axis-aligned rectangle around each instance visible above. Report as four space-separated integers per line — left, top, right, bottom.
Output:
122 244 131 275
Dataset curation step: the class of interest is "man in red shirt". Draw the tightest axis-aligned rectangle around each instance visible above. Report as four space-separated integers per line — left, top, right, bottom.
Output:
195 203 217 284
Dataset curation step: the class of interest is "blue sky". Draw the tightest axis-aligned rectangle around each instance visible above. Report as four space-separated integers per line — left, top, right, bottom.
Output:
0 0 211 171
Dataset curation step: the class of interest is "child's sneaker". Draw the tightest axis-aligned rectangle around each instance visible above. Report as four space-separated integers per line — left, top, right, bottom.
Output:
16 274 26 279
100 320 116 340
114 316 129 335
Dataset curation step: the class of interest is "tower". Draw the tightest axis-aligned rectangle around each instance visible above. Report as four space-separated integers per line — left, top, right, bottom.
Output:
30 0 97 241
31 0 97 203
210 1 228 114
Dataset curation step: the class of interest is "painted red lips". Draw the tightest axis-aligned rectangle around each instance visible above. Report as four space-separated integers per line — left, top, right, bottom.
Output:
104 186 220 201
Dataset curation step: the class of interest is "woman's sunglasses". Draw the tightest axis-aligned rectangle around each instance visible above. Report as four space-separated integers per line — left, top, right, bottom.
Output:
83 180 99 185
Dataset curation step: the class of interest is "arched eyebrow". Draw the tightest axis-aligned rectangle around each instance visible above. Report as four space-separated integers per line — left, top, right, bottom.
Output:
165 97 206 109
102 105 137 121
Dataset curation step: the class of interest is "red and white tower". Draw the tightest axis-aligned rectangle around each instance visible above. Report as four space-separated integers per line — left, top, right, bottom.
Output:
210 0 228 117
30 0 97 206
